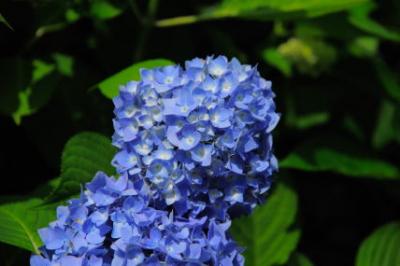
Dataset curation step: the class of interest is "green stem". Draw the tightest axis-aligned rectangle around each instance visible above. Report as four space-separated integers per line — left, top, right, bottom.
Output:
155 15 200 27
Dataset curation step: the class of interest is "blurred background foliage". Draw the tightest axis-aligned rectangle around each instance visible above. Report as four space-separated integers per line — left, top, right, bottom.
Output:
0 0 399 265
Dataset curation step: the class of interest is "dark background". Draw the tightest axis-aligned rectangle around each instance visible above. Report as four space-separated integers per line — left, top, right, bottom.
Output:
1 0 399 265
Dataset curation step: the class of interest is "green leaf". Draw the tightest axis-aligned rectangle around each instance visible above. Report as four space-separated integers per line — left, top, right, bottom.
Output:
349 3 400 42
288 252 314 266
262 48 292 77
0 12 13 30
156 0 369 27
90 0 122 20
372 100 397 149
52 53 74 77
375 59 400 103
97 59 174 99
0 59 32 115
11 60 56 125
356 222 400 266
49 132 117 201
348 36 379 58
280 138 400 179
230 182 300 266
0 198 56 253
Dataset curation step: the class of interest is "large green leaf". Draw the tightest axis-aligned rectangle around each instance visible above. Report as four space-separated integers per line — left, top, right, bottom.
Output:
97 59 175 99
0 198 56 253
280 138 399 179
230 182 300 266
356 222 400 266
48 132 116 201
349 3 400 42
156 0 368 27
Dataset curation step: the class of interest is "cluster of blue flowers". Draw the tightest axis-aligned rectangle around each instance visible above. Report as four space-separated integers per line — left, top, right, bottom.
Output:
112 56 279 217
31 56 279 265
31 172 244 265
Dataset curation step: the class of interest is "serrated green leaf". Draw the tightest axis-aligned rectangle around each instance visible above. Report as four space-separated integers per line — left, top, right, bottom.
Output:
97 59 174 99
356 222 400 266
280 138 400 179
349 3 400 42
157 0 369 27
230 182 300 266
49 132 116 201
0 198 56 253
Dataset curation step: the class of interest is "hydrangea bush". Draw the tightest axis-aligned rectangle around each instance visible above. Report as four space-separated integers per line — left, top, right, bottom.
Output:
31 56 279 266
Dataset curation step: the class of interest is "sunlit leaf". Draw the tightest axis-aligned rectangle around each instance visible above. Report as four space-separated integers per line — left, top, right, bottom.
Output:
230 182 300 266
97 59 174 99
356 222 400 266
0 198 56 253
48 132 116 201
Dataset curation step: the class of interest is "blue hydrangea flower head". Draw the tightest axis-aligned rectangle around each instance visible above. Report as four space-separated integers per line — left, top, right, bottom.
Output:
31 172 244 265
112 56 279 217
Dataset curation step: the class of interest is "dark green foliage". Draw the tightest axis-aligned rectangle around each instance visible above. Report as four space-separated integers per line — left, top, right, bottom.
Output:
0 0 399 265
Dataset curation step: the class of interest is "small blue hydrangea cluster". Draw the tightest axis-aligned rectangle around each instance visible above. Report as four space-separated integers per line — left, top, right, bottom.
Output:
112 56 279 217
31 56 278 266
31 173 244 265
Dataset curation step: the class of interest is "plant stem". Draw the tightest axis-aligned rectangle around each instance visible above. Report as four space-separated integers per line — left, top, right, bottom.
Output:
134 0 159 61
155 15 199 27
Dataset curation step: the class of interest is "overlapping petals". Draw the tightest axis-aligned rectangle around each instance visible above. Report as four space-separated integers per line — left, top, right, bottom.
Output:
112 56 279 216
31 172 244 266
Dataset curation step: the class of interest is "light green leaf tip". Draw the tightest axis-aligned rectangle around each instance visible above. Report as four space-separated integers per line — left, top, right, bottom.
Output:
97 59 175 99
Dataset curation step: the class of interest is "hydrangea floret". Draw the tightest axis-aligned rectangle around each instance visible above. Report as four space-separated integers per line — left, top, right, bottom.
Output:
31 56 279 266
